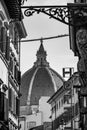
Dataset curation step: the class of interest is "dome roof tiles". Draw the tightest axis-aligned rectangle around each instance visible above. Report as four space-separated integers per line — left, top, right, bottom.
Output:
20 66 64 106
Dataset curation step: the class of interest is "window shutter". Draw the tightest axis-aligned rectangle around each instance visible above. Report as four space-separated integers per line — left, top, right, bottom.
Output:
9 56 13 73
13 94 16 114
12 90 14 112
1 27 6 53
14 65 17 80
5 36 10 60
16 97 19 116
16 66 18 82
15 66 19 83
14 96 16 114
9 88 12 109
15 67 19 83
18 71 21 85
81 97 84 108
4 97 8 121
0 92 4 120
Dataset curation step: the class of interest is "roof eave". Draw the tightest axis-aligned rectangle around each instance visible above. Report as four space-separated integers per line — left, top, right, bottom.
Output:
47 85 63 104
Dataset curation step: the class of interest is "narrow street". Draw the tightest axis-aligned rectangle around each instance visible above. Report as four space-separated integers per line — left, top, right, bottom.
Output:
0 0 87 130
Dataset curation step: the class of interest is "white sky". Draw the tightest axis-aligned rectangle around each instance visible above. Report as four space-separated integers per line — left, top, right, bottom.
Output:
20 0 78 77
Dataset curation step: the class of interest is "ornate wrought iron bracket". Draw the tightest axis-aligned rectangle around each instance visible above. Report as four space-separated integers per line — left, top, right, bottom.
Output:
21 4 87 26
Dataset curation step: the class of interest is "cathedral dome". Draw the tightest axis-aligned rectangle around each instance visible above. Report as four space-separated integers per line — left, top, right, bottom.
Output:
20 41 64 106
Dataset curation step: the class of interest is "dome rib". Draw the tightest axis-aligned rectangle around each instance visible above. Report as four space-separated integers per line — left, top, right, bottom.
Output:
20 67 37 106
45 67 57 92
27 67 39 106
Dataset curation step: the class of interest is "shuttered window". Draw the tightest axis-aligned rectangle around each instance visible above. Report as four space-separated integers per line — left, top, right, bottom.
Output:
0 26 7 53
9 56 13 73
12 90 14 112
4 97 8 121
13 94 16 114
16 66 18 82
0 92 4 120
81 0 86 2
14 65 19 84
18 71 21 85
9 88 19 116
14 30 18 48
0 92 8 121
5 36 10 60
14 64 17 81
16 97 19 116
9 88 12 108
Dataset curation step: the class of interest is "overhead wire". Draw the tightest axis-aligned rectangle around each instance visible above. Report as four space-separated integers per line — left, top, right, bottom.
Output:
0 34 69 44
20 34 69 43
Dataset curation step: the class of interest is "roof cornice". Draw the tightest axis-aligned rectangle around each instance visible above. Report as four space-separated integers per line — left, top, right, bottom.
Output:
15 21 27 39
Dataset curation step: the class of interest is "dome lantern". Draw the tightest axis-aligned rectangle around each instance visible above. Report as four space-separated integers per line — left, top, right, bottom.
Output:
34 39 49 67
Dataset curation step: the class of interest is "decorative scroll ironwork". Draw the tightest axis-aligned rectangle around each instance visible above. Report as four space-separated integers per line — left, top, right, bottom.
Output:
21 4 87 26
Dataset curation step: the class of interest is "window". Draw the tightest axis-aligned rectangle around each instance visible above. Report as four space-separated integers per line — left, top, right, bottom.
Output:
61 98 64 106
14 63 19 83
27 122 36 129
0 91 8 121
0 24 9 60
84 97 86 107
16 97 19 116
59 101 60 108
0 26 6 53
0 92 4 120
14 28 18 53
5 36 10 60
9 88 12 108
51 107 53 114
52 105 56 113
9 55 13 74
80 0 86 2
9 52 20 84
14 63 17 80
56 103 58 110
9 87 19 116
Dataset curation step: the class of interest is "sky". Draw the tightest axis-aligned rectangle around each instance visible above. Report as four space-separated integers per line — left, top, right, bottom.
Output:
20 0 78 77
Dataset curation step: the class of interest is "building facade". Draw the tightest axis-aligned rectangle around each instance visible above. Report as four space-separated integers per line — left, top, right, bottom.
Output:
48 72 81 130
69 0 87 129
0 0 27 130
48 0 87 129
